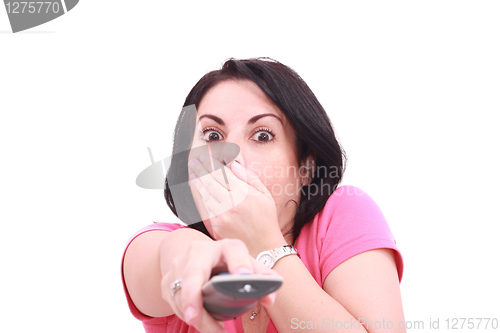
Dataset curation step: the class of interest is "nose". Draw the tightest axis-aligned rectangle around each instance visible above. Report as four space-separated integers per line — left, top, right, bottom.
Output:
221 134 246 168
225 150 245 166
207 141 244 169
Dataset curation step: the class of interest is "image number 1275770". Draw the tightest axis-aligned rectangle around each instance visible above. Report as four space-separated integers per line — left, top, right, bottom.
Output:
3 0 79 33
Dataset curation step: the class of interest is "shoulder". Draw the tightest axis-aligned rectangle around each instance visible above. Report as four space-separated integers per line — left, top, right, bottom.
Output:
137 222 187 233
313 185 389 236
121 222 187 267
126 222 186 243
322 185 383 218
122 222 187 265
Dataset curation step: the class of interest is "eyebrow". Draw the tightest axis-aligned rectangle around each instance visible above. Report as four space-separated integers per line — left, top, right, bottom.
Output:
198 113 283 126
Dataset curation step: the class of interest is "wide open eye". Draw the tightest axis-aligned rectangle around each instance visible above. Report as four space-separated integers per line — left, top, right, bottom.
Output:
200 127 224 142
251 128 275 144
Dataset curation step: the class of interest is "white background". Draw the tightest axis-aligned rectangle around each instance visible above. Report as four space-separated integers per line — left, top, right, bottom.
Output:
1 1 499 332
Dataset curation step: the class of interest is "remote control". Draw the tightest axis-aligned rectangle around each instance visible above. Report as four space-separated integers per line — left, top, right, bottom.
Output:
202 273 283 321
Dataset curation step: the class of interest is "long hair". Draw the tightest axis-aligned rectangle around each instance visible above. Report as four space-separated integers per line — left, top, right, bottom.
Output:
164 58 346 242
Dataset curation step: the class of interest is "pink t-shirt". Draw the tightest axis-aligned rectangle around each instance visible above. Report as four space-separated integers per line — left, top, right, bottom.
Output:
121 185 404 333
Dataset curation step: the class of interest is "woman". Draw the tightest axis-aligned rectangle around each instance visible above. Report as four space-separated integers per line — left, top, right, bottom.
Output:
122 58 405 333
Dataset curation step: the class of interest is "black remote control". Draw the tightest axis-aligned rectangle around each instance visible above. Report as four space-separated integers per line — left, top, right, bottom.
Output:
202 273 283 321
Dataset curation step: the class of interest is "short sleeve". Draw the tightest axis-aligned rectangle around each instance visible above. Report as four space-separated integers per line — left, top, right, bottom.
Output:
296 185 403 286
322 186 403 283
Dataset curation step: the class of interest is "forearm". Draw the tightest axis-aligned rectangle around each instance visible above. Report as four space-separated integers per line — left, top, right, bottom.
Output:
267 255 367 333
123 228 212 318
159 227 214 277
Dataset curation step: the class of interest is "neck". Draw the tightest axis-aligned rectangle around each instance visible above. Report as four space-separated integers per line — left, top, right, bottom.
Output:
283 229 294 245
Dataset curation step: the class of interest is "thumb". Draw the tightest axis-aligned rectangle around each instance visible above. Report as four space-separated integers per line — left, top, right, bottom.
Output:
230 160 270 196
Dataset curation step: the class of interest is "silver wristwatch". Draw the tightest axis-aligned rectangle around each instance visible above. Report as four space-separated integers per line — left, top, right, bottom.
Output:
256 245 299 268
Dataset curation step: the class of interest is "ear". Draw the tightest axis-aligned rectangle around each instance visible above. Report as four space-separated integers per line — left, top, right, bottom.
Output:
300 154 316 187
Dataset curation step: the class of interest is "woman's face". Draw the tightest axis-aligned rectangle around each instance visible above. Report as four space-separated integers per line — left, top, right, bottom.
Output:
188 79 311 239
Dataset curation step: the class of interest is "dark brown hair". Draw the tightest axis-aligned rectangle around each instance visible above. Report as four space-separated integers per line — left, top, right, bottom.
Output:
164 58 346 242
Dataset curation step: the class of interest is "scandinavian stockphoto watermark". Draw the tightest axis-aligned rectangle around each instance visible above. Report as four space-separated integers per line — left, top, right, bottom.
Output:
136 105 361 224
290 317 499 330
3 0 79 33
137 144 354 197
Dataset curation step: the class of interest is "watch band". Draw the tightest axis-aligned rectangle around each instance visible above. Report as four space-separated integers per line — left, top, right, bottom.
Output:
256 245 299 268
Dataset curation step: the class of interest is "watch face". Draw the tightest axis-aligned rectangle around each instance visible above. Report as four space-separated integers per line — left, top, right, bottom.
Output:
259 254 274 268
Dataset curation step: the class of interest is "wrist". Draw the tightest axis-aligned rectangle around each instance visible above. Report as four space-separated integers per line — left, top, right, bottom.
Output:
256 245 300 269
249 236 287 258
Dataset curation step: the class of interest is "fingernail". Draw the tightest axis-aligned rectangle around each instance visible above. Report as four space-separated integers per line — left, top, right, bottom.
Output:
188 160 196 168
190 173 197 180
236 266 252 275
232 160 244 171
184 306 196 323
192 177 201 189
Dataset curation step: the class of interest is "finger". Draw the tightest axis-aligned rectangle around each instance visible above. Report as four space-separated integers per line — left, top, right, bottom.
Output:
171 279 230 333
180 286 229 333
190 160 232 204
199 153 231 190
230 160 271 197
178 240 241 321
172 284 188 321
190 157 244 195
205 196 226 218
191 176 212 203
201 195 224 220
179 267 206 325
178 242 222 325
193 309 228 333
160 274 187 322
188 175 211 221
249 259 281 307
261 291 277 308
196 171 231 204
251 258 281 277
190 155 249 208
188 156 210 178
191 177 232 217
219 239 254 275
